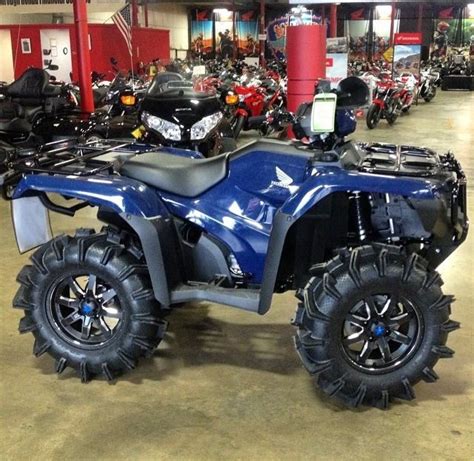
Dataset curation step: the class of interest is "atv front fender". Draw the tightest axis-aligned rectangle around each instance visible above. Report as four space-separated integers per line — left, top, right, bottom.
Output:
258 169 439 314
280 169 438 219
13 174 169 218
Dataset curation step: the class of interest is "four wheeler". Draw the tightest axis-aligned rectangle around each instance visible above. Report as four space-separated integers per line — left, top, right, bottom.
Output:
0 77 468 409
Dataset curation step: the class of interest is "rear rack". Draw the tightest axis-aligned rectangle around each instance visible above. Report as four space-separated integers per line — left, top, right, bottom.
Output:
1 139 154 190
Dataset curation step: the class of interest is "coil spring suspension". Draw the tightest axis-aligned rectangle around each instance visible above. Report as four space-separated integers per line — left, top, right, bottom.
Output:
352 191 367 242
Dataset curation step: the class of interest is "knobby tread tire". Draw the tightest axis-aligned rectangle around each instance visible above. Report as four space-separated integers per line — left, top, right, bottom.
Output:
293 244 459 409
13 227 168 382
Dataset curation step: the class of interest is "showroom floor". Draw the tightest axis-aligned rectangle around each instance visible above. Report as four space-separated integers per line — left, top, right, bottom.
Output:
0 91 473 460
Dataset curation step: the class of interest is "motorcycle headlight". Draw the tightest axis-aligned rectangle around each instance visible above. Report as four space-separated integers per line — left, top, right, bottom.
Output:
190 112 223 141
225 93 239 105
141 111 181 141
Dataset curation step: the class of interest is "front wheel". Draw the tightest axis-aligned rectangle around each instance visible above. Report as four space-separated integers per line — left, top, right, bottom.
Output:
232 114 246 138
366 105 381 129
423 86 437 102
293 245 459 409
14 228 167 381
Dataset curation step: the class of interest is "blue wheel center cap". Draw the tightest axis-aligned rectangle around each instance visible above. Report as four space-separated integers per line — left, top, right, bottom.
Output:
374 325 386 337
81 301 96 315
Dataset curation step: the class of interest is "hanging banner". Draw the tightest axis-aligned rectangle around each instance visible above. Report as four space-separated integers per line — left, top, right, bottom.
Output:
266 13 321 60
266 16 289 60
215 9 234 58
190 10 213 58
236 10 259 57
326 37 349 88
393 33 422 78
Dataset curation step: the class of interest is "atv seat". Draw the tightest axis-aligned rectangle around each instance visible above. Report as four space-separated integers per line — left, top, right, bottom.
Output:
120 151 228 197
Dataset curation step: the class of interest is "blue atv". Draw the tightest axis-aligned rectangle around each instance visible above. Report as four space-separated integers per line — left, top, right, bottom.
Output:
0 78 468 408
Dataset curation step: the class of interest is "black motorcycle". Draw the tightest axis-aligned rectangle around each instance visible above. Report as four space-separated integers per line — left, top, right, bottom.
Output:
136 73 236 156
0 67 75 146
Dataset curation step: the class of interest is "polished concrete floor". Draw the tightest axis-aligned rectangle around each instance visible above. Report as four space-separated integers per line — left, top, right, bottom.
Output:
0 91 473 460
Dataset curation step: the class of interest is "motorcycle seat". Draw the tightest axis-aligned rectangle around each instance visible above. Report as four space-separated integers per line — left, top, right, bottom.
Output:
7 68 60 99
120 151 228 197
0 101 24 120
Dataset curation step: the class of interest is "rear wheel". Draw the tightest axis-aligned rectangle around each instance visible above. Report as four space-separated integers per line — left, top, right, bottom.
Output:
14 228 167 381
293 245 459 408
366 105 381 129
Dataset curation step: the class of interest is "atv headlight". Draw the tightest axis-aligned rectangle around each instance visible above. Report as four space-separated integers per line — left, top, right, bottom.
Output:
141 111 181 141
190 112 223 141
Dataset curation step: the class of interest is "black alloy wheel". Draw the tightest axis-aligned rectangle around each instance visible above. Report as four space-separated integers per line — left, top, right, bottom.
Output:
293 245 460 409
341 294 421 373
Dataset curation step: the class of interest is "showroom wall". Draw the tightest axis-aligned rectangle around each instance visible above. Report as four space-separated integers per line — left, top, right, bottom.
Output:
142 3 189 55
0 23 170 79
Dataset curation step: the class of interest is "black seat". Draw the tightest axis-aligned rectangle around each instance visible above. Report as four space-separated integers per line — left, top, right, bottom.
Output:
120 151 228 197
7 68 60 99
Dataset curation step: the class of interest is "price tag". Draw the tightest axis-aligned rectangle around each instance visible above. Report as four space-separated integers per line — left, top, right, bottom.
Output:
311 93 337 133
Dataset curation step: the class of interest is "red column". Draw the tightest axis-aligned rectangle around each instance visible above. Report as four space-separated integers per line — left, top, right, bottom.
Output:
259 0 266 67
286 24 326 113
73 0 94 113
389 2 396 46
329 4 337 38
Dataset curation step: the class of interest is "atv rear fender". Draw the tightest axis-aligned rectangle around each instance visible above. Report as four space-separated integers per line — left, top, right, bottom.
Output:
12 174 175 306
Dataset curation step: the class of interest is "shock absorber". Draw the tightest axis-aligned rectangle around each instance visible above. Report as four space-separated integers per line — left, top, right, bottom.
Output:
352 191 367 242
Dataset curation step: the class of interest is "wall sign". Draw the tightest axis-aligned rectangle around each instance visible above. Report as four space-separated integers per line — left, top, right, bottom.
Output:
20 38 31 54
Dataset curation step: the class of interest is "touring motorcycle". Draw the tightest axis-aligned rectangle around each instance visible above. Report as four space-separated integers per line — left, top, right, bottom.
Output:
0 77 467 409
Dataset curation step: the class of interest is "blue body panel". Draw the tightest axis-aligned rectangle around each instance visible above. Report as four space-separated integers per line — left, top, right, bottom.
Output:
13 174 170 218
12 143 439 284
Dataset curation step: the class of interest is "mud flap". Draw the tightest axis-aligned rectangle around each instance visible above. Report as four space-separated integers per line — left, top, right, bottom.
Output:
11 196 52 253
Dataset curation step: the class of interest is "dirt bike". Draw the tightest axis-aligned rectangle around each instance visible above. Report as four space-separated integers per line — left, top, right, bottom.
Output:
0 77 467 409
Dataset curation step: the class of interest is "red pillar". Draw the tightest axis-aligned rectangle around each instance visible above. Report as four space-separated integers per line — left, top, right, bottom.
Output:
329 4 337 38
73 0 94 113
286 24 326 113
389 2 396 46
259 0 266 67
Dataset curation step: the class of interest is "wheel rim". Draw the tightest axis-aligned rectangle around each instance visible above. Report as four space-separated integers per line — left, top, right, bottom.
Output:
341 294 422 373
49 273 123 347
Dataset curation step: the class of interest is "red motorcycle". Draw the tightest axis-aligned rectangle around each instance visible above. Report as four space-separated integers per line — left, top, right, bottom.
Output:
227 79 284 138
366 74 402 129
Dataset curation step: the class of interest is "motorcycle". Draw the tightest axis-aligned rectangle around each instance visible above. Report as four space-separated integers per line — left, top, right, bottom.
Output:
418 69 438 102
366 74 402 129
395 72 418 112
135 74 236 156
0 66 77 146
228 78 285 138
0 76 467 409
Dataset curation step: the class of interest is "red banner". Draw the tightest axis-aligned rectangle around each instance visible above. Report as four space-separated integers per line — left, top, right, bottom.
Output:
394 33 422 45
